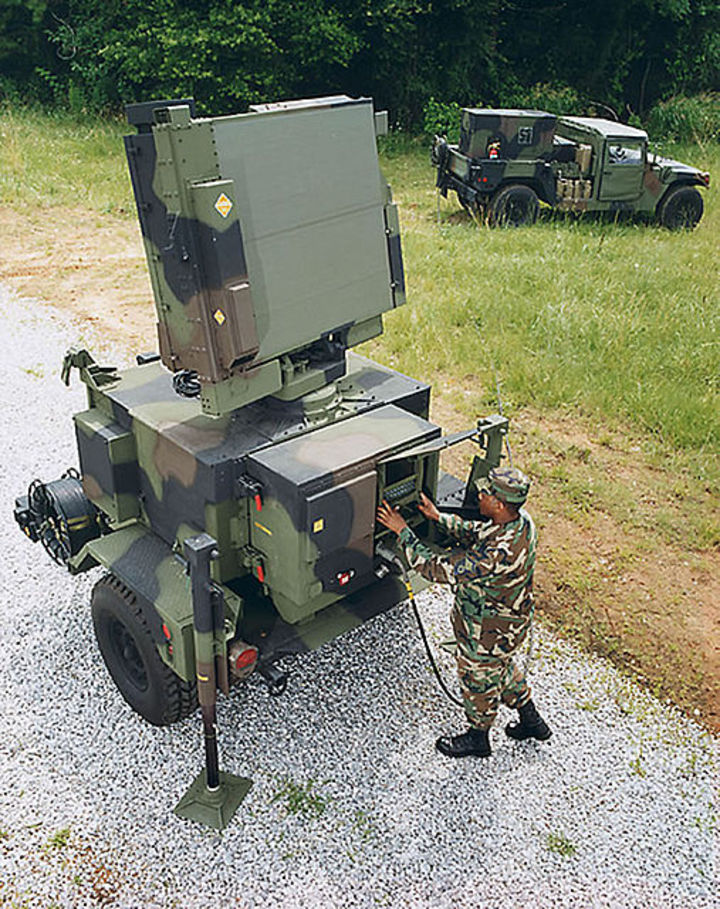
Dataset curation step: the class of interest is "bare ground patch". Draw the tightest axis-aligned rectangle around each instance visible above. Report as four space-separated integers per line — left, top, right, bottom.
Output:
0 207 155 353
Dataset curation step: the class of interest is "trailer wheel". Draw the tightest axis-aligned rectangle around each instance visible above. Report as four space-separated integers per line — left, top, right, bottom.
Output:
91 574 197 726
657 185 704 230
488 184 539 227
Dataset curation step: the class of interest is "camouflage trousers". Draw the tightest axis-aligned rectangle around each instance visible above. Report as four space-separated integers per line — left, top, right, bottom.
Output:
455 650 531 730
449 595 533 729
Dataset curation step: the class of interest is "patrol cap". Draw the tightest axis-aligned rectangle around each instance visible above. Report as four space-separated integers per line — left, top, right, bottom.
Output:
476 466 530 505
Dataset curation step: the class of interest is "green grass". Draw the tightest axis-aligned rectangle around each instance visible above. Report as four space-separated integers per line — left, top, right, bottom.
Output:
44 827 71 850
0 105 132 213
520 423 720 551
545 831 577 857
371 139 720 462
271 777 330 818
629 750 648 777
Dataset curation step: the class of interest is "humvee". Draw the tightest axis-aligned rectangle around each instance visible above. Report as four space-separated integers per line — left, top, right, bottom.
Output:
432 108 710 228
14 96 507 827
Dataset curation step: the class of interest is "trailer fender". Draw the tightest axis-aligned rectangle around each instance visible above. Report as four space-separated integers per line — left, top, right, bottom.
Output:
73 524 197 679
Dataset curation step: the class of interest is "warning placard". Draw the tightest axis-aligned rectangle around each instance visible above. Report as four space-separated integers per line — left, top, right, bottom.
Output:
214 193 233 218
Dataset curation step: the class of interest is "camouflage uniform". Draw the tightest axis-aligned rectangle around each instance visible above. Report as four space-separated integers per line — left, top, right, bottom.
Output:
398 469 537 730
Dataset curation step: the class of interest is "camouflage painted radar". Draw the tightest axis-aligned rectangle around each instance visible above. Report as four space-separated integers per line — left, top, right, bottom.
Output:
12 93 523 832
124 96 406 415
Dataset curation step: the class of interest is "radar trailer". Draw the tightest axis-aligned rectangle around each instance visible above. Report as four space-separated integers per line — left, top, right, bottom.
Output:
15 96 509 828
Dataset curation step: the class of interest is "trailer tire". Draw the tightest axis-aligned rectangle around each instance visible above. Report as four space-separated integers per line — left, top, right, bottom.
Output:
488 184 539 227
657 185 703 230
91 574 197 726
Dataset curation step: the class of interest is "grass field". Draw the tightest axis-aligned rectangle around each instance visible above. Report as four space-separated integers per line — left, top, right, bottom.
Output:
2 105 719 727
374 137 720 456
0 107 131 212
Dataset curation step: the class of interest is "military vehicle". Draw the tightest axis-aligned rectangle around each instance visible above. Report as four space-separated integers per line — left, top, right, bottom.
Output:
14 96 508 827
432 108 710 228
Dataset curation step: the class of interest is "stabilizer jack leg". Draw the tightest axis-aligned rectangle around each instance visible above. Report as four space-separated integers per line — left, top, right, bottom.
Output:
174 534 252 829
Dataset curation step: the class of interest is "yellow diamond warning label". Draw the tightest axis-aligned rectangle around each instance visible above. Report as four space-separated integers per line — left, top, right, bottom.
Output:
214 193 233 218
313 518 324 533
213 309 226 326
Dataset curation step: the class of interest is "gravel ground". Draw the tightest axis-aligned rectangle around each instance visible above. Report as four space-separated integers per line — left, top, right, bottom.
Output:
0 285 718 909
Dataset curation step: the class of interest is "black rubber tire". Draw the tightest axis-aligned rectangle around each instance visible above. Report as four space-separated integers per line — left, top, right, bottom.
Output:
488 184 539 227
91 574 197 726
657 185 704 230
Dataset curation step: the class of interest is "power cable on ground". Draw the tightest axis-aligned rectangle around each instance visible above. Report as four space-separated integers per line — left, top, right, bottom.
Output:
387 191 539 698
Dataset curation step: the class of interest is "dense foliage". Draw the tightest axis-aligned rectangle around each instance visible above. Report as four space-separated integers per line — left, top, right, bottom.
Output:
0 0 718 128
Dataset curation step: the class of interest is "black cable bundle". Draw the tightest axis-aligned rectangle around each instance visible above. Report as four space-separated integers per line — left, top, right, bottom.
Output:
173 369 201 398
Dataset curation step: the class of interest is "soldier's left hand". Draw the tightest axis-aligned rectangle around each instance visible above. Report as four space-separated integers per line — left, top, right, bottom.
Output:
376 499 408 535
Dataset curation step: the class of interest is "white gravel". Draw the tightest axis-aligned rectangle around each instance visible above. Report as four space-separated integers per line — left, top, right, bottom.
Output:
0 284 718 909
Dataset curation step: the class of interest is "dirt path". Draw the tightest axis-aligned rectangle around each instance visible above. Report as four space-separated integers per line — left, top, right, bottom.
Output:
2 206 718 731
0 208 155 352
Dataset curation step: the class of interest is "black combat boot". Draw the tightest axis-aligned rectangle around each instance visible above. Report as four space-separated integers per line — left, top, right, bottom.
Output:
435 727 491 758
505 699 552 741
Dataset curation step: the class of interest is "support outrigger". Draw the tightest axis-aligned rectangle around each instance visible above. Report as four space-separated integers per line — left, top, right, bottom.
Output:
174 534 252 829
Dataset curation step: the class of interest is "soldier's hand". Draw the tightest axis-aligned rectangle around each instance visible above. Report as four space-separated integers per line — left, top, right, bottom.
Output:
418 492 440 522
376 499 408 536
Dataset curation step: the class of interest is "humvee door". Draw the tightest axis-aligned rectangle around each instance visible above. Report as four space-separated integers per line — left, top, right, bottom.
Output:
598 139 645 201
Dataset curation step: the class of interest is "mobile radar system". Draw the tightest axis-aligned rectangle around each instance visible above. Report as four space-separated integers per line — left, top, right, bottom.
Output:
15 96 509 828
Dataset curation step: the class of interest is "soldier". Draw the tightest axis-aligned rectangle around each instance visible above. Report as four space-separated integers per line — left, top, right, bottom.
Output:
376 466 551 758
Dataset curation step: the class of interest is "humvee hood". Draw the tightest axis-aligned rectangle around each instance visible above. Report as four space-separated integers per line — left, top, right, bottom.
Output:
652 155 705 178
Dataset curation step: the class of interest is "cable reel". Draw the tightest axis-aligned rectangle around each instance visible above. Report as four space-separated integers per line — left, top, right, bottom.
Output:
16 469 102 567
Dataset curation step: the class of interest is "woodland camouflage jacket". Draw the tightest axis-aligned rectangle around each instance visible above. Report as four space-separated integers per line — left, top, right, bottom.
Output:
398 510 537 660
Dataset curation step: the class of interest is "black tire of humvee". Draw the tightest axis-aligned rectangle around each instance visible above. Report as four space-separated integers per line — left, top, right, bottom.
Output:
657 185 704 230
91 573 198 726
488 184 539 227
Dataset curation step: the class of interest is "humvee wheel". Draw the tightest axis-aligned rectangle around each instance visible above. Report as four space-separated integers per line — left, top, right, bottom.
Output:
488 184 539 227
657 185 704 230
91 574 197 726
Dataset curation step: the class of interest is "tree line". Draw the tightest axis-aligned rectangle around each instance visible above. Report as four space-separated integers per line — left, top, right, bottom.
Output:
1 0 718 130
